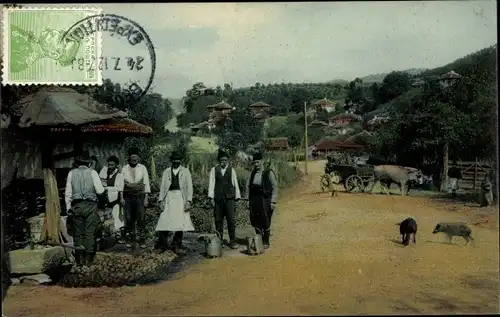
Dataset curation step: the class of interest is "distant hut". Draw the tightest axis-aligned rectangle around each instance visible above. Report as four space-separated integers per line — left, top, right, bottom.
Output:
207 101 234 123
329 113 363 129
1 87 153 246
344 130 374 146
265 137 289 152
309 120 329 128
439 70 462 88
249 101 271 119
312 97 337 112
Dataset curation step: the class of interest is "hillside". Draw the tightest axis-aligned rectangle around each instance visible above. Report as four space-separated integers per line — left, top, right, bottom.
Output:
360 68 427 83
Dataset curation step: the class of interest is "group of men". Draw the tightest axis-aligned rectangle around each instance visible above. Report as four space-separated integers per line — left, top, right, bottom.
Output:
64 147 278 268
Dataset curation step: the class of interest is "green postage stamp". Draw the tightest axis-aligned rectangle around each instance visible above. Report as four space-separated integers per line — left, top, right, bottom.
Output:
2 7 103 85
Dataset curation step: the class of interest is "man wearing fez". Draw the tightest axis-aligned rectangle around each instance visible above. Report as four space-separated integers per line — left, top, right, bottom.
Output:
121 147 151 249
99 155 126 243
156 151 194 254
244 152 278 249
64 150 106 267
208 149 242 249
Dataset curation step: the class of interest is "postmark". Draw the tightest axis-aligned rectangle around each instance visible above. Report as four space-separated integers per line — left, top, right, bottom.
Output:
2 7 103 85
61 14 156 105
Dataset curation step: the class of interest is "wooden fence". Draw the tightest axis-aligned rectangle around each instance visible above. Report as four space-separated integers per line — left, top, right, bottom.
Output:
449 160 496 192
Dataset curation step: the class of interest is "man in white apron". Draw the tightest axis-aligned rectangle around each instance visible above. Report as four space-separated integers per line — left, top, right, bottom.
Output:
155 151 194 254
99 155 125 243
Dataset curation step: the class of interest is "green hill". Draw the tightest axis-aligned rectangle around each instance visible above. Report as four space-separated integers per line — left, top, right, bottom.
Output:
360 68 427 84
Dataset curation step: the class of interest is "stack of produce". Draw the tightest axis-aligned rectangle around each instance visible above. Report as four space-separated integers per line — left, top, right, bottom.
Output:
58 250 177 287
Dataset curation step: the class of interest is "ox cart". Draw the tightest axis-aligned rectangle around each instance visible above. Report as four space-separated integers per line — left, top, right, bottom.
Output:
320 163 376 193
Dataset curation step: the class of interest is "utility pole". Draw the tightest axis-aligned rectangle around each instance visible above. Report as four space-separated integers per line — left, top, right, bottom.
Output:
304 101 308 175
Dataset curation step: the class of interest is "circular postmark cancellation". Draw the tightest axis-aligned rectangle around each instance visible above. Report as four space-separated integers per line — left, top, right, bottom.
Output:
60 14 156 106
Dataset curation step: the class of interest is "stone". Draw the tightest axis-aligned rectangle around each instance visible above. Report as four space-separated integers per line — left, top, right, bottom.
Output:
9 246 67 275
11 278 21 285
27 214 45 243
20 273 51 285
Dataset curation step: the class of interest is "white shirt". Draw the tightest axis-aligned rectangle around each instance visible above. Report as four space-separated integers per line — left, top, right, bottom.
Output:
208 166 241 199
121 163 151 193
99 167 125 191
65 166 105 211
172 167 180 176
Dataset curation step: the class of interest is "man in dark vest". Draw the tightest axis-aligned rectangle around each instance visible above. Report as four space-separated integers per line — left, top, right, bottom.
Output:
64 151 106 268
208 149 242 249
244 152 278 249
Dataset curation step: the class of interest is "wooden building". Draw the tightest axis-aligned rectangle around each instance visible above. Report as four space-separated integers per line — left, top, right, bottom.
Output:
249 101 271 119
312 98 337 112
1 87 153 245
314 138 364 157
265 137 289 151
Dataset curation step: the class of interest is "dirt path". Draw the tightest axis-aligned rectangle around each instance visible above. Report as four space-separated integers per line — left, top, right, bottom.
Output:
4 160 499 316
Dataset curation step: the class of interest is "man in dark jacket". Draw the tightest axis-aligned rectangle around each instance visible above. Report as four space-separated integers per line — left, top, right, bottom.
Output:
244 152 278 249
64 151 106 267
208 149 242 249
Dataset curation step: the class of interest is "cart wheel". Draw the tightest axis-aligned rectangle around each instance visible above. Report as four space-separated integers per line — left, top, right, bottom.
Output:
320 174 330 192
345 175 363 192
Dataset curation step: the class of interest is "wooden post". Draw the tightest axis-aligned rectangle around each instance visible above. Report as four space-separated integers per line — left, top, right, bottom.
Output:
440 142 449 192
473 157 478 191
304 101 308 175
39 133 61 246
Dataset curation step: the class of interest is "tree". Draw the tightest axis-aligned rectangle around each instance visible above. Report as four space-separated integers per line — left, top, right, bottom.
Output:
377 71 412 104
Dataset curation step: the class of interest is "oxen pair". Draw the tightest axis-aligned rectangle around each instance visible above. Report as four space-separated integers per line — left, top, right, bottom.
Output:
371 165 423 196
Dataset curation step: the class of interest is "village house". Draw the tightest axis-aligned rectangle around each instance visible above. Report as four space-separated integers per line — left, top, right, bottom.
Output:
365 114 390 130
207 101 234 124
313 138 364 157
249 101 271 119
439 70 462 88
312 98 337 112
265 137 289 152
328 113 363 135
1 87 153 247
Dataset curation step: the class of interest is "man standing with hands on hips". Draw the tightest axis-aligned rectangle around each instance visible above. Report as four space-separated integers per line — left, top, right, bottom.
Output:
121 147 151 249
208 149 242 249
244 152 278 249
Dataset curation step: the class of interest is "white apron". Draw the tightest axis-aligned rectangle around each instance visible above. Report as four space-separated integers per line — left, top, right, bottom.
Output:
156 190 195 232
107 186 125 231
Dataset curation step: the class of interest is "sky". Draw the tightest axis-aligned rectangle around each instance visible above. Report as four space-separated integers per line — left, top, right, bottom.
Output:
51 2 498 97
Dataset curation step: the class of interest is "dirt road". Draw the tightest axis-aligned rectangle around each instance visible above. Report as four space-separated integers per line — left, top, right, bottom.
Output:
4 160 499 315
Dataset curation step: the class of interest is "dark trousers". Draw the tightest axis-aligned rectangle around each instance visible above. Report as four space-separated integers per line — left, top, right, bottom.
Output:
214 197 236 242
156 231 183 250
72 200 101 265
249 195 272 245
123 194 146 243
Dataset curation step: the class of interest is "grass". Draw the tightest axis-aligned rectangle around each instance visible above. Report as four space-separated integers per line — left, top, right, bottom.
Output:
189 136 218 154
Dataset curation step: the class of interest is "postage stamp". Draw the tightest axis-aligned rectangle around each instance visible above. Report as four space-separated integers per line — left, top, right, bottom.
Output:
2 7 103 85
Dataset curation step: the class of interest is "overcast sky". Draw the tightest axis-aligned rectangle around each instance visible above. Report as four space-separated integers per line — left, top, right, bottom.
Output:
60 2 498 97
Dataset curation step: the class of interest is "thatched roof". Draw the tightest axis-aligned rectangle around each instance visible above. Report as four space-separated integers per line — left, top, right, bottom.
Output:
249 101 271 108
265 137 289 149
50 118 152 135
15 87 127 127
309 120 328 127
313 98 335 107
330 112 363 121
207 101 233 110
344 130 373 145
314 138 364 151
440 70 462 80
